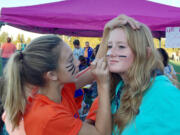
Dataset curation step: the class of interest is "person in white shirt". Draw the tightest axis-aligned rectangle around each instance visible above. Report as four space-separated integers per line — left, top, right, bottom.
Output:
73 39 84 60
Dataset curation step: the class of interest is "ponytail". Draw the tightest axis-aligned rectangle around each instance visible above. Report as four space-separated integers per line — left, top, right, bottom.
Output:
4 52 26 129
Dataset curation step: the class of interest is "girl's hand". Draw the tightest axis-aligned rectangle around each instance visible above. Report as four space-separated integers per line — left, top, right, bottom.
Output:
91 58 110 88
105 14 141 30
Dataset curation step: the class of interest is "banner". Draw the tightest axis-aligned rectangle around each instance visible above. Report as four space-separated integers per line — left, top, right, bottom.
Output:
165 27 180 48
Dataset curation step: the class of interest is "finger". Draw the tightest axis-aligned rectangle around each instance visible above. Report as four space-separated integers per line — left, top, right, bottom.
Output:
127 18 136 30
134 21 141 29
130 19 140 29
91 60 97 69
96 58 104 69
128 17 141 30
101 61 107 70
104 68 109 77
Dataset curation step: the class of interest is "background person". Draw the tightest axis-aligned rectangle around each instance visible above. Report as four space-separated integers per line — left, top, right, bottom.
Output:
157 48 178 80
84 41 93 64
90 44 100 62
1 37 16 71
78 55 90 71
73 39 84 60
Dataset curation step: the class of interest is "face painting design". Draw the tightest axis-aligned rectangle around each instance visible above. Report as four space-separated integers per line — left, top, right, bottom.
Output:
118 55 127 58
66 54 76 75
106 50 111 57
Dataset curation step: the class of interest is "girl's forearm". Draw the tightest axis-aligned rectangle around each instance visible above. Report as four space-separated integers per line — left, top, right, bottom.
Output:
95 84 111 135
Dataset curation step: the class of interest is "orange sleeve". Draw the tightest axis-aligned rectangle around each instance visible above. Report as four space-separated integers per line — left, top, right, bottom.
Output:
86 97 98 121
43 111 82 135
64 83 83 110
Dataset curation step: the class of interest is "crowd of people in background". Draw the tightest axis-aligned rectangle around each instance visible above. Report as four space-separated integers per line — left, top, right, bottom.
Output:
72 39 100 120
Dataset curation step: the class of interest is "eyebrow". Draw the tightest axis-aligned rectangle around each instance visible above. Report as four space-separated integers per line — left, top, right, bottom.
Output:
116 41 127 44
107 41 127 44
107 41 112 44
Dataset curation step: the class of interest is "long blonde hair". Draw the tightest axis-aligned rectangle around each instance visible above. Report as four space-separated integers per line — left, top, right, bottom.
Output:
109 24 163 133
3 35 62 129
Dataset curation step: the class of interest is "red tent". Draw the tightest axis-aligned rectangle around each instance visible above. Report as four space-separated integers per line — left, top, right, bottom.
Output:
0 0 180 38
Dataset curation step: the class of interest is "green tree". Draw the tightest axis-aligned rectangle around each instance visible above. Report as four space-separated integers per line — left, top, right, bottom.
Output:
15 34 21 45
15 34 25 45
0 32 9 44
10 36 14 42
21 34 25 43
26 37 31 44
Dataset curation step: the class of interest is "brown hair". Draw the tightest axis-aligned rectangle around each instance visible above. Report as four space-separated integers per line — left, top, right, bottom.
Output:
7 37 11 43
3 35 62 129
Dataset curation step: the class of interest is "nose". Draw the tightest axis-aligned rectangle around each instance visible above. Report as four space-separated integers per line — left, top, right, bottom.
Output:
109 47 117 57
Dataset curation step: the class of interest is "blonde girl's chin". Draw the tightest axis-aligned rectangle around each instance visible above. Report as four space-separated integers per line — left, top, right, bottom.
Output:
109 68 122 74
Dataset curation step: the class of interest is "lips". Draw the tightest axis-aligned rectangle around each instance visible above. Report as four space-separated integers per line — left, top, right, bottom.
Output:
109 60 119 64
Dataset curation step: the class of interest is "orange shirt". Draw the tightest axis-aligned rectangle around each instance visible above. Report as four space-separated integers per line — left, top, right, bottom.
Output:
1 43 16 58
86 97 98 121
24 83 82 135
84 48 88 58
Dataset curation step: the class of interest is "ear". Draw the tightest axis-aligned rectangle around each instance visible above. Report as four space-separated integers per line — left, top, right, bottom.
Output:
146 47 152 58
46 71 58 81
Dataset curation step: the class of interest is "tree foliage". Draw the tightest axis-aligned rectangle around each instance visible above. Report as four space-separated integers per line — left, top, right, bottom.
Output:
0 32 9 44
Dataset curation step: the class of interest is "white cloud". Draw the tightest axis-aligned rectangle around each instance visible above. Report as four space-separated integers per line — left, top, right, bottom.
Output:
147 0 180 7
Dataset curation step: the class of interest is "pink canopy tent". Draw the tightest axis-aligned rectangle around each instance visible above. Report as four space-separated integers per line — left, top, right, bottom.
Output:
0 0 180 38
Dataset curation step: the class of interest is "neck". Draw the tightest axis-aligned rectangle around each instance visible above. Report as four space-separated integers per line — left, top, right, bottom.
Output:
39 81 63 103
119 72 128 84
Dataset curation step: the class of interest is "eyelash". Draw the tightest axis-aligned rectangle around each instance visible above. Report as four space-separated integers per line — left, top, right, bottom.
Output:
107 45 125 49
119 45 125 49
107 45 112 49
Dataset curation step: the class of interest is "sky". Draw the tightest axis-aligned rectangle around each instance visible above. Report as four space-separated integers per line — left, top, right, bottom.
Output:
148 0 180 7
0 0 63 40
0 0 180 40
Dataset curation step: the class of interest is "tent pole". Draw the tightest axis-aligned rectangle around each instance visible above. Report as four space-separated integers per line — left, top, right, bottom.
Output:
159 38 161 48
